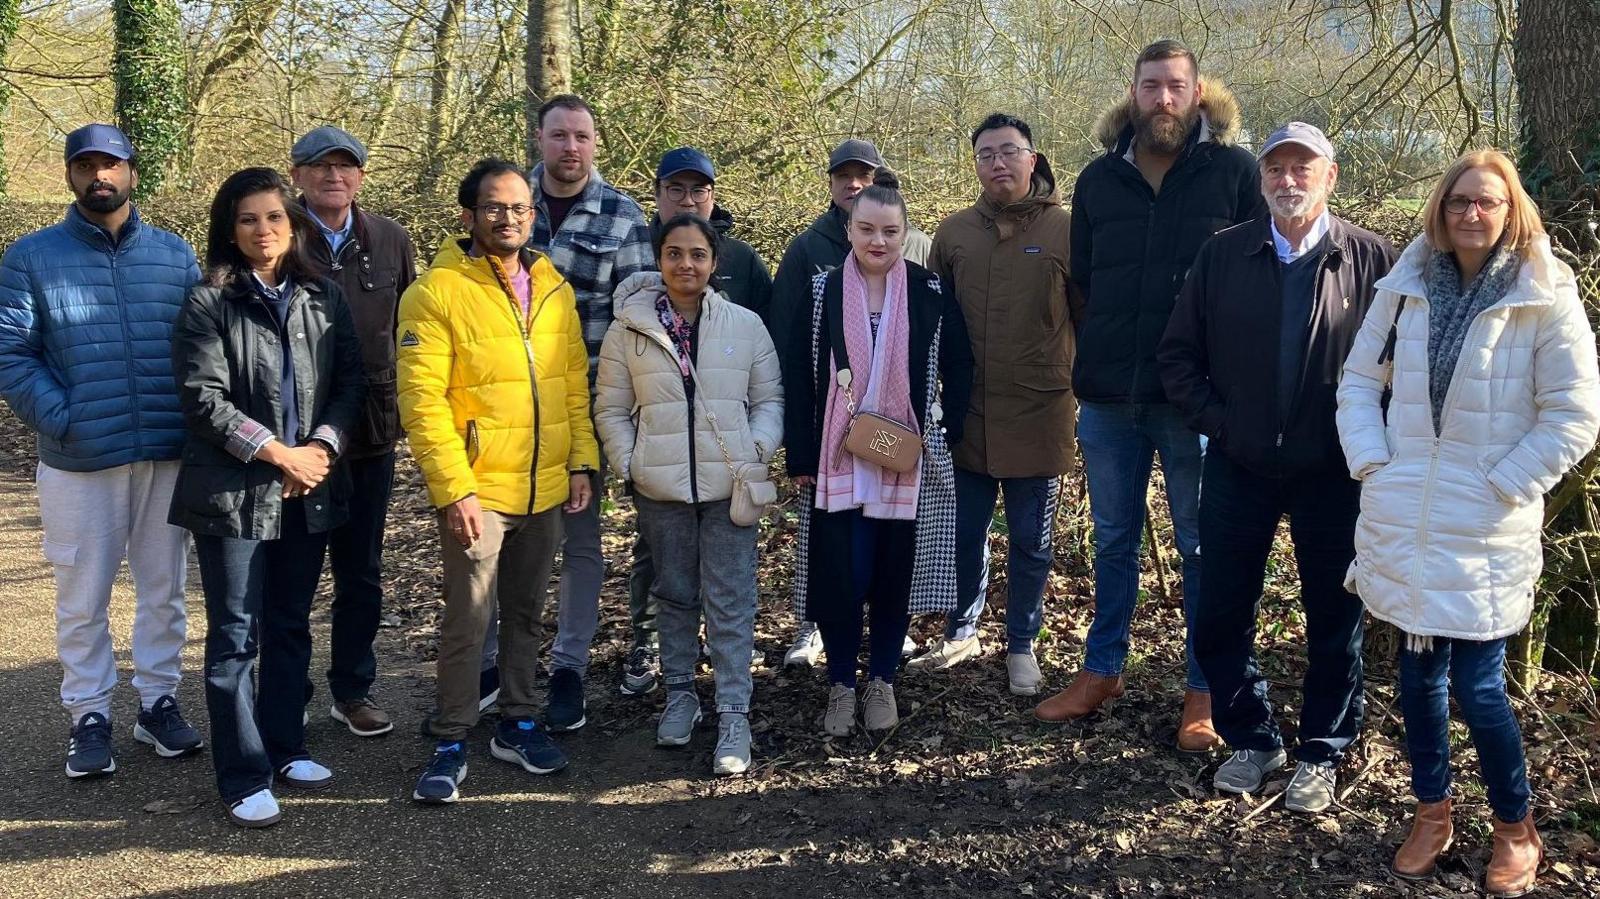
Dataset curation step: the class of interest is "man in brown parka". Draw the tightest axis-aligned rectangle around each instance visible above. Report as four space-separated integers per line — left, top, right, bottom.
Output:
907 113 1079 696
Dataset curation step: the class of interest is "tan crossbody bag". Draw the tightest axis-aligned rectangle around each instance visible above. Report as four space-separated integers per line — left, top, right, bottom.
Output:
682 357 777 527
829 310 921 474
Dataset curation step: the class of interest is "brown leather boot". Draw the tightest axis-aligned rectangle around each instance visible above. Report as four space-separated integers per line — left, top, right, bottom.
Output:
1484 814 1542 898
1034 671 1124 723
1391 798 1453 879
1175 690 1223 751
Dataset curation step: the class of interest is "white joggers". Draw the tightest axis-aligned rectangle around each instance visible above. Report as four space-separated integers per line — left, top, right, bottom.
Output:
36 460 190 721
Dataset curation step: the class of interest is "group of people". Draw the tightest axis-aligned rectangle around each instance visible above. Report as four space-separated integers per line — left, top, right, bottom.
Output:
1 38 1594 898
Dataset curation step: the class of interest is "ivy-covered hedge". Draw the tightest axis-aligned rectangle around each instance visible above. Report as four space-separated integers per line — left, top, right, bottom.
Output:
113 0 186 200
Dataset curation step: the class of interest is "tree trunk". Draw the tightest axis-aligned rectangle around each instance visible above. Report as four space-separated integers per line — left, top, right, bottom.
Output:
415 0 466 195
0 0 18 198
113 0 188 198
524 0 572 167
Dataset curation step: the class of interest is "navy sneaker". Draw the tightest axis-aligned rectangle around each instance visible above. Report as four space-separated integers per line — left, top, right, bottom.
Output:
489 718 568 775
133 695 203 757
66 712 116 778
478 665 500 713
619 645 659 697
545 668 586 732
413 742 468 804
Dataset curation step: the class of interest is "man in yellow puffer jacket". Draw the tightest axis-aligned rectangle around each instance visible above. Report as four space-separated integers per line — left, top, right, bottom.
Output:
398 158 598 804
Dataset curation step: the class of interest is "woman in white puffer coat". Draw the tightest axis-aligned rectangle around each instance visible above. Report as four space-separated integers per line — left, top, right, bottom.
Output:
1337 149 1599 897
594 214 783 777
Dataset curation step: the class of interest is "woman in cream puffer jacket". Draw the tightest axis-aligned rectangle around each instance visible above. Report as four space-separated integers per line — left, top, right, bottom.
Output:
1336 150 1599 897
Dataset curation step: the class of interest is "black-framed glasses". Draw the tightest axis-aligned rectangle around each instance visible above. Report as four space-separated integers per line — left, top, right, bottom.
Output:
975 144 1034 165
1443 195 1507 216
663 184 712 202
475 203 534 220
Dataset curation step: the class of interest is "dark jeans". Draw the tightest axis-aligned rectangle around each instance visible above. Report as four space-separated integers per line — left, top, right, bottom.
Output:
628 529 659 651
816 510 914 687
947 469 1059 654
196 500 329 803
1192 452 1365 765
325 451 395 702
1398 637 1531 823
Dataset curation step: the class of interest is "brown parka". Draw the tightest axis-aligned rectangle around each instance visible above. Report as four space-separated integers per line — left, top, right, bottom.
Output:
928 154 1080 478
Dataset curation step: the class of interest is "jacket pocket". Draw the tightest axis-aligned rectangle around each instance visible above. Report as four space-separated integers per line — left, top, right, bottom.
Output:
465 420 481 466
175 463 247 518
362 371 402 446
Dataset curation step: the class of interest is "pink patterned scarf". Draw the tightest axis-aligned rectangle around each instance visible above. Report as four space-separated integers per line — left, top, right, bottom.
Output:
815 254 920 519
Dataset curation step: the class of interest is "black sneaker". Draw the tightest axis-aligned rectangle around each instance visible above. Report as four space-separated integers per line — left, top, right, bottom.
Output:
66 712 116 778
478 665 501 713
545 668 587 732
413 742 468 804
489 718 568 775
133 695 203 757
619 645 659 697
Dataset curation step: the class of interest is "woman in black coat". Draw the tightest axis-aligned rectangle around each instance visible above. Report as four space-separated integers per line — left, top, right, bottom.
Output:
169 167 365 828
784 170 972 739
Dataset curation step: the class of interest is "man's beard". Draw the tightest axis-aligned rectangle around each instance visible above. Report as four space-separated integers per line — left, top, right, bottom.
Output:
1269 186 1327 221
76 181 131 214
1134 104 1200 155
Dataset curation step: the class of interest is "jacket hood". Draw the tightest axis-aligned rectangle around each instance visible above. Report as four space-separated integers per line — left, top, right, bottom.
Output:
1376 233 1573 311
978 153 1063 220
807 204 850 248
1093 76 1243 150
613 270 726 333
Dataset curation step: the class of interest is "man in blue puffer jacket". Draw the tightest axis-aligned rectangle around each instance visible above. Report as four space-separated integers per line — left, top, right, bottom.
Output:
0 124 204 778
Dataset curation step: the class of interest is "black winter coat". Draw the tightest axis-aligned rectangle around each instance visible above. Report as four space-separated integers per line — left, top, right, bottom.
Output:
1069 82 1266 405
1157 215 1398 477
168 275 367 539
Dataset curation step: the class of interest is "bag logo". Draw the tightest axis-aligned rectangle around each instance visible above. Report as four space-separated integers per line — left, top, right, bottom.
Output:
1024 246 1043 254
399 330 421 348
869 429 901 458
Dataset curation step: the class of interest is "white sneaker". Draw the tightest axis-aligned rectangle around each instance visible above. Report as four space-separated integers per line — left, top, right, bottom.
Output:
901 633 917 657
1284 761 1338 813
784 622 824 668
228 789 282 828
277 758 333 789
1007 652 1043 696
906 634 984 672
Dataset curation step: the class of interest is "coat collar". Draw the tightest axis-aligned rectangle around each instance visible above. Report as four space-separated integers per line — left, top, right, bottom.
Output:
613 270 726 336
1242 213 1354 259
1376 234 1569 311
64 202 143 251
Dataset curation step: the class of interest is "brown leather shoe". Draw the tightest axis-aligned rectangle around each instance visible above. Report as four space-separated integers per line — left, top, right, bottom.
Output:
330 698 394 737
1175 690 1223 752
1034 671 1124 723
1391 798 1453 879
1484 814 1542 897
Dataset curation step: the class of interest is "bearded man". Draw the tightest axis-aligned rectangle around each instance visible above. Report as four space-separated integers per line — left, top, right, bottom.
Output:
1036 41 1264 753
1157 123 1396 811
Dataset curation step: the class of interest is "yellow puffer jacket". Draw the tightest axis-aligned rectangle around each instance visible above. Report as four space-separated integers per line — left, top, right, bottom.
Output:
397 238 598 515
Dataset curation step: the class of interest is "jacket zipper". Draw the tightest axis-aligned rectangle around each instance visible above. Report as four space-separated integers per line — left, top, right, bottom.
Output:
106 239 145 450
628 322 699 503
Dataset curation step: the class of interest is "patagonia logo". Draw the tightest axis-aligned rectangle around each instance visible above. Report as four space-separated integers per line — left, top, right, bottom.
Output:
399 330 421 348
1024 246 1043 254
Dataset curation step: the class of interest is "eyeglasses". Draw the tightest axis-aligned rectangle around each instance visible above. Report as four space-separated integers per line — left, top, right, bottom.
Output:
663 184 712 202
975 144 1034 165
475 203 534 220
1443 195 1508 216
306 160 361 176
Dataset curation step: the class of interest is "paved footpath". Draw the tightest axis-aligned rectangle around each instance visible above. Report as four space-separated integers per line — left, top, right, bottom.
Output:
0 461 832 899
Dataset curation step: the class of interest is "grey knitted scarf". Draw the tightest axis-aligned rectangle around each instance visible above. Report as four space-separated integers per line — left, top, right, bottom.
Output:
1424 245 1520 431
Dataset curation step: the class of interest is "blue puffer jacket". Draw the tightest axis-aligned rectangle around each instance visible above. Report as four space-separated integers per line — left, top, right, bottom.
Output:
0 205 201 471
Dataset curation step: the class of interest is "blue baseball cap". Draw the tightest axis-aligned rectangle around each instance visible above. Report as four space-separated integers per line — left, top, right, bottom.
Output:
655 147 715 183
65 123 133 163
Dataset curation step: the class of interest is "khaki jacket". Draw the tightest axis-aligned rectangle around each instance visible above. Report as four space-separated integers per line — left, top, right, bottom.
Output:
929 156 1079 477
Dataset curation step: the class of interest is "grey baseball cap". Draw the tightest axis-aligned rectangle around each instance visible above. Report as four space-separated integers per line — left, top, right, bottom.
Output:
291 126 368 167
1257 122 1335 161
827 139 885 173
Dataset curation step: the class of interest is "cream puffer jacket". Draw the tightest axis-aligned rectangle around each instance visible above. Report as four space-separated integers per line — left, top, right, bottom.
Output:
1336 234 1600 641
594 272 783 504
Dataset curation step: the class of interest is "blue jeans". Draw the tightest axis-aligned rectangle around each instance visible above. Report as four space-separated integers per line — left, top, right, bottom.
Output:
947 469 1059 654
195 501 328 803
1077 401 1206 691
325 451 396 702
1398 638 1531 823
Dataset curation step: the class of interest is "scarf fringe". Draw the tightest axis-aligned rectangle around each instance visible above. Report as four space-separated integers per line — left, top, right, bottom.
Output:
1404 631 1435 654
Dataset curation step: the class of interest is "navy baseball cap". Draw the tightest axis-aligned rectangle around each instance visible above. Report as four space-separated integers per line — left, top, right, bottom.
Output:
291 126 368 167
65 124 133 163
827 139 884 173
1258 122 1336 162
656 147 715 183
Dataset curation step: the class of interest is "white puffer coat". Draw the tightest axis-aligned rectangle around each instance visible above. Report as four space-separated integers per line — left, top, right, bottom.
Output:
594 272 783 504
1336 234 1600 641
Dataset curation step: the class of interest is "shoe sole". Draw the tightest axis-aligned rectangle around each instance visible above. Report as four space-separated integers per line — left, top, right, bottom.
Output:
132 723 203 758
329 705 395 738
1284 795 1334 814
276 769 334 791
1008 682 1041 697
488 738 567 775
1034 698 1121 725
228 809 282 828
656 710 702 747
412 765 468 804
619 679 660 697
64 757 116 778
545 712 586 733
713 757 751 775
1390 841 1451 881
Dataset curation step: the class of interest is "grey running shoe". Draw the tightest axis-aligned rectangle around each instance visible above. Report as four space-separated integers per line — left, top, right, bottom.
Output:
1284 761 1338 813
712 714 752 775
861 678 899 733
1213 747 1288 795
656 690 702 747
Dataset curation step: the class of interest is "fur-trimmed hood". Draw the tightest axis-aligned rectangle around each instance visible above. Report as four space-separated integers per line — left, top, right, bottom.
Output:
1092 76 1242 149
